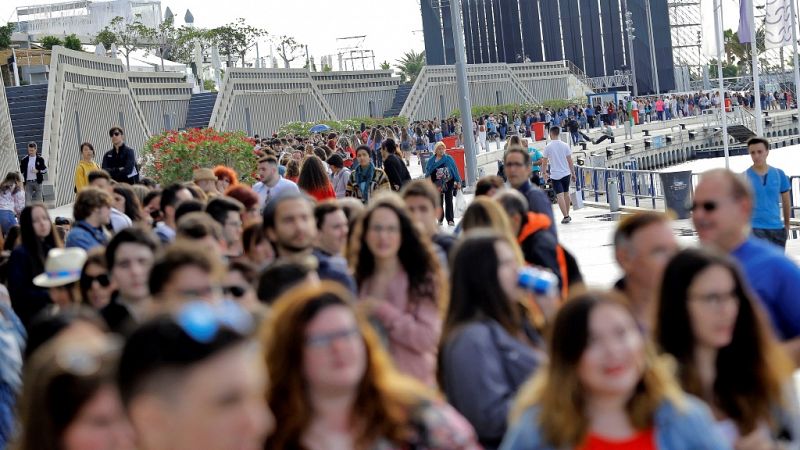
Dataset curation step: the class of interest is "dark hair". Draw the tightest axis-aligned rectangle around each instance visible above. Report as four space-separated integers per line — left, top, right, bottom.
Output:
549 126 560 135
108 126 124 137
257 257 317 304
27 142 37 149
400 179 440 209
160 183 187 213
313 147 328 161
350 196 442 302
87 170 111 184
224 185 259 211
174 199 205 224
228 260 257 285
139 177 157 189
475 176 505 196
105 227 159 270
176 212 223 241
79 249 108 306
148 243 219 298
613 212 670 249
327 154 344 169
381 138 398 154
4 225 20 252
495 189 529 220
297 156 331 194
262 191 313 232
73 187 112 222
503 147 531 166
205 197 244 226
356 145 371 157
655 248 792 434
79 142 94 155
142 189 162 208
746 136 769 150
19 204 61 274
113 184 143 223
15 337 117 450
444 231 521 339
313 200 343 230
117 313 247 407
24 308 108 361
258 155 279 166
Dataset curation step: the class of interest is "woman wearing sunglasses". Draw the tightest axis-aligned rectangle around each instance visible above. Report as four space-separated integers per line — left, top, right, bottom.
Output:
80 248 115 311
14 336 135 450
655 249 799 449
264 282 480 450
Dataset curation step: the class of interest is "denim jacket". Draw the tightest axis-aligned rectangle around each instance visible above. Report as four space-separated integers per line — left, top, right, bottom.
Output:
65 220 108 251
500 396 732 450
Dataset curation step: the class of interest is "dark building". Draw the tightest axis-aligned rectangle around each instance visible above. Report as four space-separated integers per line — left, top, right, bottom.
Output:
421 0 674 94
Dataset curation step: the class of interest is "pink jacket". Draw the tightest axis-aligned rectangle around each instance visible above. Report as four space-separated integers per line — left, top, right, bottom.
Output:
360 270 440 386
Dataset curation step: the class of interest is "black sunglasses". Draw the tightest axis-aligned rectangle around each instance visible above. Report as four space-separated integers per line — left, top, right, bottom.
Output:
80 273 110 290
223 285 247 298
690 201 718 212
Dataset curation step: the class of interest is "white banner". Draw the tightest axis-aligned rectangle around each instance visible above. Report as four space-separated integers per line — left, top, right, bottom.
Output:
765 0 793 49
701 0 721 57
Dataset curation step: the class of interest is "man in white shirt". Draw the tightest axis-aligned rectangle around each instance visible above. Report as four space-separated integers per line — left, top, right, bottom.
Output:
542 126 576 224
251 155 299 212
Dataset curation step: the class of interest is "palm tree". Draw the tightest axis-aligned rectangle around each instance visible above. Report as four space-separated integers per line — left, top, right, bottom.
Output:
395 50 426 84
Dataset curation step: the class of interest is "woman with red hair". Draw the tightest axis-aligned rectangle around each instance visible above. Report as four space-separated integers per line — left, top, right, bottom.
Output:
213 166 238 193
224 184 260 222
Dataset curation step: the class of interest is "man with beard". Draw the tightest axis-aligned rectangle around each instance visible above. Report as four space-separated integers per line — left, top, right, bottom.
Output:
262 191 355 292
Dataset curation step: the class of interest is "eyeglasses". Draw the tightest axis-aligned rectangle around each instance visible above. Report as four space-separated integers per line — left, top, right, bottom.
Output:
80 273 110 291
176 300 253 343
223 285 247 298
306 327 360 348
690 201 718 212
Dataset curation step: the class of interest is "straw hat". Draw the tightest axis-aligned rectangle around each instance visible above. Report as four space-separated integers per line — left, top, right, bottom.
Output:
193 168 216 183
33 248 88 288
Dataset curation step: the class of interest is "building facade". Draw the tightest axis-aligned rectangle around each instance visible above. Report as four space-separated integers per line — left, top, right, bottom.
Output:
422 0 675 94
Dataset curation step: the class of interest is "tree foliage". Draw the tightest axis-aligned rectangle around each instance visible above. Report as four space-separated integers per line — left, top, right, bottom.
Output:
0 23 14 50
208 19 267 68
395 50 425 83
380 60 391 70
40 36 63 50
93 28 117 50
273 35 303 69
64 34 83 51
94 15 150 70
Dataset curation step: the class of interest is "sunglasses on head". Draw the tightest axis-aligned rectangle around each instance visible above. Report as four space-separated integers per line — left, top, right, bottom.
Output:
690 201 718 212
80 273 110 290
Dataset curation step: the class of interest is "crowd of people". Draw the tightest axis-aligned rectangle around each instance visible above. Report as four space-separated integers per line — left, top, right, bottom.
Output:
0 119 798 450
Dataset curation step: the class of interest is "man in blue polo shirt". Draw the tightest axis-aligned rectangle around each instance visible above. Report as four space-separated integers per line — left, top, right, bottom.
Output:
744 137 791 249
693 168 800 361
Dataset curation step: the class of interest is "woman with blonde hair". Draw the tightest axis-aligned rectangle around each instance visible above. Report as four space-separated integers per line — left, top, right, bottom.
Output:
500 290 729 450
0 172 24 236
263 282 480 450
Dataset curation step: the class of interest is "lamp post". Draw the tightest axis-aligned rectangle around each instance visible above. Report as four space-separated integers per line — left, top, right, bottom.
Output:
624 4 638 96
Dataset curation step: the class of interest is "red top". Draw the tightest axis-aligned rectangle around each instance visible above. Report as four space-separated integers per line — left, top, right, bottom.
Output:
578 429 656 450
305 183 336 202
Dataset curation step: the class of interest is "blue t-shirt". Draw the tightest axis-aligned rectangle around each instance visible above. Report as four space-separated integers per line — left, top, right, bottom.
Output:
732 236 800 339
745 166 790 230
529 147 543 173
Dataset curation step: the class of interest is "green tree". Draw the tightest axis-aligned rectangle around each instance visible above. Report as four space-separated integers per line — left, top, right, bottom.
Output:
93 27 117 51
322 64 332 72
203 79 216 92
380 60 390 70
105 15 150 70
140 15 178 70
395 50 425 83
0 23 15 50
40 35 63 50
709 58 739 78
168 26 213 66
272 35 303 68
64 34 82 51
209 19 267 68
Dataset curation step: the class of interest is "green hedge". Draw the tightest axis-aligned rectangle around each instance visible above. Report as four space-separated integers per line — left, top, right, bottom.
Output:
277 116 409 138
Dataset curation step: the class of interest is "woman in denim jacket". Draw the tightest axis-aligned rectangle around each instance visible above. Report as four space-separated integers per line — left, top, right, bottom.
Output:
501 291 730 450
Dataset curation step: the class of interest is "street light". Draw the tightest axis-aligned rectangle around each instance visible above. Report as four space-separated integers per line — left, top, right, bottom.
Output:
624 7 638 96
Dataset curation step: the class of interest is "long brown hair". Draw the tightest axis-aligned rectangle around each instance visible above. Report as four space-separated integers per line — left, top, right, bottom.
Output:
297 155 331 193
655 248 793 434
348 194 444 305
263 282 433 449
510 290 684 448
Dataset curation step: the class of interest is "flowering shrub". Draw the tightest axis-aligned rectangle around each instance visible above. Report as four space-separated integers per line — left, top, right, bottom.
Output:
277 116 409 138
141 128 258 186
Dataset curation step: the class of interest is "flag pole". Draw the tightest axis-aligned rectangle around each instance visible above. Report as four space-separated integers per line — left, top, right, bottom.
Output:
749 0 764 136
715 0 730 168
790 0 800 113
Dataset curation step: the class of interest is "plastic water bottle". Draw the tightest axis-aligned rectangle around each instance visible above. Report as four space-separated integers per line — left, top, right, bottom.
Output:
517 267 559 297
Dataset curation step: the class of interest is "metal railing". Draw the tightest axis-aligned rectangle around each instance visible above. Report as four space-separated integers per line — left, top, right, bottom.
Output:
578 165 800 224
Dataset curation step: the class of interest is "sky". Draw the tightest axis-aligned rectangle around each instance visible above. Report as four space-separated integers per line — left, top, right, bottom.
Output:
4 0 751 68
4 0 427 69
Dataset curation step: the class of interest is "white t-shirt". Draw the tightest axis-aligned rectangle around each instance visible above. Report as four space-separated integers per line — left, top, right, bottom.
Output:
544 140 573 179
26 157 37 181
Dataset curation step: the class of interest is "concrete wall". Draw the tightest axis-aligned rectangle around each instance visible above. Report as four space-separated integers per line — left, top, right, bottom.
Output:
0 84 18 179
43 46 151 207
